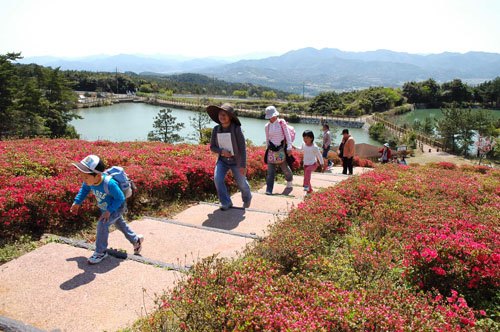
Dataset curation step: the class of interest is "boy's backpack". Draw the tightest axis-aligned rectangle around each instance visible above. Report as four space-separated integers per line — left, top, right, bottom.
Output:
103 166 136 199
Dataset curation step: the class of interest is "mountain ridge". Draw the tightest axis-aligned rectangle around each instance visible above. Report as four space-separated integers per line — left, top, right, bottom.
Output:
17 48 500 94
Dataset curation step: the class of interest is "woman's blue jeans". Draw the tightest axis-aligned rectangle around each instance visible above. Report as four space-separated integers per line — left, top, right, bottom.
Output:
266 160 293 193
95 203 138 254
214 159 252 206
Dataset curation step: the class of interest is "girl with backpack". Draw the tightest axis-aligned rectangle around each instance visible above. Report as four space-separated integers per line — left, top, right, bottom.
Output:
264 106 294 195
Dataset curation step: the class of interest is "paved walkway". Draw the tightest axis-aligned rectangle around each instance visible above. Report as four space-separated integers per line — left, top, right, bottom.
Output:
0 167 369 332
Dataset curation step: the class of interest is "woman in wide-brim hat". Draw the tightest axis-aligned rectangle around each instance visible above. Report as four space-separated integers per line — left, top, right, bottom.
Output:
207 103 241 126
208 103 252 210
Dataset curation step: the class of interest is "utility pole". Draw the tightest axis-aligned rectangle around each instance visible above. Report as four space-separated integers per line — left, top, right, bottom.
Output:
116 67 118 94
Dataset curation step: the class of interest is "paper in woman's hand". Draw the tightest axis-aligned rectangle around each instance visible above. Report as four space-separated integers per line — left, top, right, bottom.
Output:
217 133 234 155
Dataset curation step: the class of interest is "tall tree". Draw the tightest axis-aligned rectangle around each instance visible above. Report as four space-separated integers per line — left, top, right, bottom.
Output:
309 92 342 115
437 108 478 155
148 108 185 143
0 52 21 138
15 80 50 137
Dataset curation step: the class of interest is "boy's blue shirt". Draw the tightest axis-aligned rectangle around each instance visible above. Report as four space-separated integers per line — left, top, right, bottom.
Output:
74 174 125 213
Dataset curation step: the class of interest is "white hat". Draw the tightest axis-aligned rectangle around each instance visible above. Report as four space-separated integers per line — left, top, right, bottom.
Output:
384 143 390 148
72 155 104 173
265 106 279 119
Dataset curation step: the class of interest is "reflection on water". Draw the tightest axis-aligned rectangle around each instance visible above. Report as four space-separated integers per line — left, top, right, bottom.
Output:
71 103 380 146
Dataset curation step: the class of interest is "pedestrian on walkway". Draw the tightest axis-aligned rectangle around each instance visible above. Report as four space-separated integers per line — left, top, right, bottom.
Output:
70 155 143 264
379 143 392 164
339 129 355 175
208 103 252 210
264 105 294 195
293 130 324 196
322 124 333 167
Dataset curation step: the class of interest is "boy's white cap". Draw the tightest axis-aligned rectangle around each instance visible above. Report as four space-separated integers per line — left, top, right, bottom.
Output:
72 155 103 173
384 143 390 148
265 106 279 119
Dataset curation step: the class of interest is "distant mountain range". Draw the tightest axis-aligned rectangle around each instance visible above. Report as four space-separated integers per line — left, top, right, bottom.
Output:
18 48 500 95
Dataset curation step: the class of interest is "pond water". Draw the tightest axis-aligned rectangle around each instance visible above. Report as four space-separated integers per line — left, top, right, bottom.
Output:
394 108 500 126
71 103 379 147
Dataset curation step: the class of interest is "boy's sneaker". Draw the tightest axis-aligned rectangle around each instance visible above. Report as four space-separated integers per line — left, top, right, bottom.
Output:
304 186 309 191
134 234 144 255
265 191 272 195
286 181 293 189
220 202 233 211
88 252 108 264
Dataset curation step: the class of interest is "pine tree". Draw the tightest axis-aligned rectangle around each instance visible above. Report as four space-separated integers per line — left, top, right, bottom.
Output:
148 108 185 143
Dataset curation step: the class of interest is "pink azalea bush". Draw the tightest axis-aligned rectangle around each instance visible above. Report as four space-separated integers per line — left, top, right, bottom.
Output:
132 163 499 330
0 139 277 239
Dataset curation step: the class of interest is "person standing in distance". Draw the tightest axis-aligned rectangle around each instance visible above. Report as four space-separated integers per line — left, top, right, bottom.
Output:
339 129 355 175
322 124 333 168
208 103 252 210
264 106 294 195
379 143 392 164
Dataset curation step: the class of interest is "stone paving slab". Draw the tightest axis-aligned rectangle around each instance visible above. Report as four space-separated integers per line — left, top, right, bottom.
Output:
171 204 283 237
108 218 251 265
230 192 300 213
307 173 349 182
292 175 338 188
256 183 307 199
0 243 178 332
324 166 372 176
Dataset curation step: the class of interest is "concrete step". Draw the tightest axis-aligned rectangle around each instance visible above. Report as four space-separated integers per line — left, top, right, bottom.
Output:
107 218 252 266
322 166 372 176
292 175 339 189
170 203 282 237
256 183 307 199
310 172 350 182
0 242 178 332
230 191 300 213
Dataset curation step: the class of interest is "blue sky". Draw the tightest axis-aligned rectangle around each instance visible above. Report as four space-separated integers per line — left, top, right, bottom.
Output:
1 0 499 58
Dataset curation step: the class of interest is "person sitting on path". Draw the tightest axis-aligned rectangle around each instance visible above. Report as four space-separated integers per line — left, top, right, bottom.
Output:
70 155 143 264
264 105 294 195
293 130 324 196
398 155 407 166
339 129 355 175
379 143 392 164
208 103 252 210
322 124 333 168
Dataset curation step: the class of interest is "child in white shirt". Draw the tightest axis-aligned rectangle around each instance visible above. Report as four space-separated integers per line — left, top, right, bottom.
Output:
293 130 324 195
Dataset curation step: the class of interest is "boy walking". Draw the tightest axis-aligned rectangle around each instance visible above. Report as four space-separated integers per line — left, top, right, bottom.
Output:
70 155 143 264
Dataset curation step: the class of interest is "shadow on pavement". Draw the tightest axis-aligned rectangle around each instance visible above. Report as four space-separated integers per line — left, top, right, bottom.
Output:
60 255 122 290
202 208 246 231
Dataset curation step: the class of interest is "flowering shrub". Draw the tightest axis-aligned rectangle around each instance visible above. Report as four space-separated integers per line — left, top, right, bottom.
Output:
135 256 480 331
353 156 375 168
131 163 499 330
0 139 282 239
